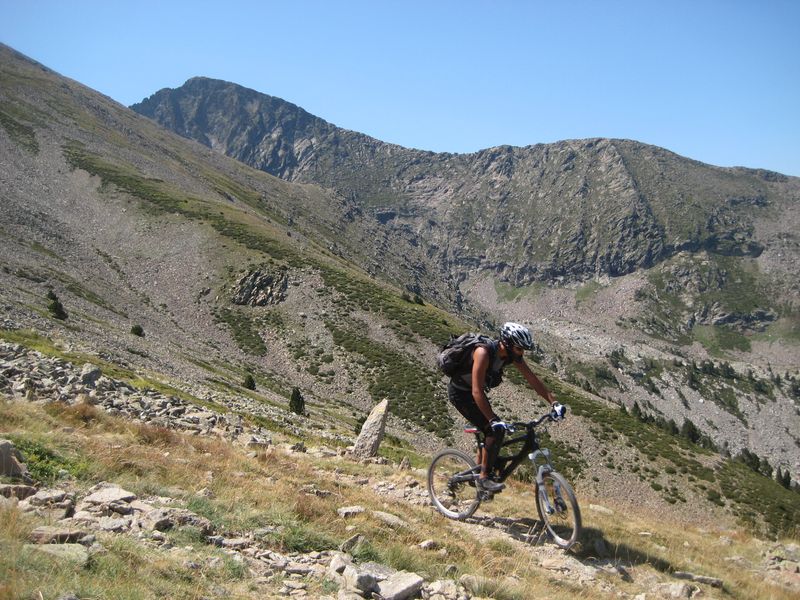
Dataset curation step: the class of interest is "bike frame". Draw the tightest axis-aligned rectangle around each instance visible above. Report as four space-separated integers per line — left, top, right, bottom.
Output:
467 414 556 486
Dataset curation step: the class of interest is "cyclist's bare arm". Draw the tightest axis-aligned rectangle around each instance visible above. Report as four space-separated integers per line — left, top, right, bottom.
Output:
513 359 556 405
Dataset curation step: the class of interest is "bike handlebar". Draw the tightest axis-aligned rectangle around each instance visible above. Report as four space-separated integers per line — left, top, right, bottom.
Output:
507 412 557 433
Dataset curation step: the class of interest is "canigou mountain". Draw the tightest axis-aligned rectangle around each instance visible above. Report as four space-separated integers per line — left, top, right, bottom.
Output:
1 39 799 566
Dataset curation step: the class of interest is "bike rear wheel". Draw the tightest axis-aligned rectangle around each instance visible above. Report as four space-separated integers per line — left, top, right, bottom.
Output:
535 470 581 549
428 448 481 520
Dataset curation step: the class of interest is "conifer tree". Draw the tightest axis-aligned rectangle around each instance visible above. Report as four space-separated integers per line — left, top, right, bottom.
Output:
290 387 305 415
46 290 68 320
243 374 256 390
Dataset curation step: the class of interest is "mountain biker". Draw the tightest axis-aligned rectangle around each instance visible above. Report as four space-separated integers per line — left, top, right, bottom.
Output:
447 322 564 493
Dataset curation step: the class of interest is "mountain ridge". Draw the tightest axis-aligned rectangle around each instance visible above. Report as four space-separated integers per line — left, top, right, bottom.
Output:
138 76 795 177
131 78 799 294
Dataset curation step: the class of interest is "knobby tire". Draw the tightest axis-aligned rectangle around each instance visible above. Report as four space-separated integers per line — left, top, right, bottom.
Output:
427 448 481 520
535 470 581 549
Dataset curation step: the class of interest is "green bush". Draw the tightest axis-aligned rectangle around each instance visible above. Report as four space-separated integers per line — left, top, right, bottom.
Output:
5 436 88 483
46 290 67 320
265 523 338 553
290 387 305 416
130 324 145 337
243 374 256 390
706 489 725 506
0 108 39 154
214 308 267 356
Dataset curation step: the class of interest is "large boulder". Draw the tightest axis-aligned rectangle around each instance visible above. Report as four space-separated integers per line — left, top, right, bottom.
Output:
231 267 289 306
0 483 37 500
23 543 90 567
79 364 103 387
0 439 33 483
82 483 137 505
378 571 425 600
352 399 389 459
29 526 87 544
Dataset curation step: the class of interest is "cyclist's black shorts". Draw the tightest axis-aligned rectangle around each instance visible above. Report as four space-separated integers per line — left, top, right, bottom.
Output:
447 381 492 435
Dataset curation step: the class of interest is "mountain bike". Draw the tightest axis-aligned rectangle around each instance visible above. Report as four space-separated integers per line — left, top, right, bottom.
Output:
427 411 581 549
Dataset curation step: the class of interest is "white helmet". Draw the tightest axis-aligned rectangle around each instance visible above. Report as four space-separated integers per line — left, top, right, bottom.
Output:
500 322 533 350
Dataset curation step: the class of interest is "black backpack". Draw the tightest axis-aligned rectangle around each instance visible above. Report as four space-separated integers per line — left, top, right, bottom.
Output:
436 333 494 377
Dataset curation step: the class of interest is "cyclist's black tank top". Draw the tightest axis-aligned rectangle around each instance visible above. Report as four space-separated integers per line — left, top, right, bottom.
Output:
450 340 507 392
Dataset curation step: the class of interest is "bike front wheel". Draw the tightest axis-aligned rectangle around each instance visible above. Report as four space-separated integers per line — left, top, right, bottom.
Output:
428 448 481 520
535 470 581 549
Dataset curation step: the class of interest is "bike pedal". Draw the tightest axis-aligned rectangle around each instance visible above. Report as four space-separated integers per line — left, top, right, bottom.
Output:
478 490 494 501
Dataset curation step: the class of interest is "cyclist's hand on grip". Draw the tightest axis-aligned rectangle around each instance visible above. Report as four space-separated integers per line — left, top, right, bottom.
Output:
490 418 509 432
550 403 567 421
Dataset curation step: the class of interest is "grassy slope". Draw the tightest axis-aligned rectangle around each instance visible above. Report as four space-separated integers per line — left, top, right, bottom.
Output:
2 397 798 600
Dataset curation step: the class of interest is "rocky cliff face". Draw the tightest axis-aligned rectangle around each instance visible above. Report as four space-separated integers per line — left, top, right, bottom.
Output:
132 79 799 300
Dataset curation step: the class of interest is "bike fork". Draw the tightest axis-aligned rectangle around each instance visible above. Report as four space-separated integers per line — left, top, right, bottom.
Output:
538 478 561 515
530 449 559 515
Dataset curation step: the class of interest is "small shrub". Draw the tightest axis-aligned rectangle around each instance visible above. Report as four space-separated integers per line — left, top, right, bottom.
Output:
50 398 99 425
165 525 207 547
243 374 256 390
264 522 338 553
5 436 87 483
130 324 145 337
214 308 267 356
46 291 68 320
223 555 247 579
135 423 179 446
289 387 305 416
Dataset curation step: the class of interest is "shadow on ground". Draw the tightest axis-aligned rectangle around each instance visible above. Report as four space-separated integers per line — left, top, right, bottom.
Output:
463 515 678 575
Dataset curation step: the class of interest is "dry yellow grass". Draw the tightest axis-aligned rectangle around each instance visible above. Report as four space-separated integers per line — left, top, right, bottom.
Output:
2 396 798 600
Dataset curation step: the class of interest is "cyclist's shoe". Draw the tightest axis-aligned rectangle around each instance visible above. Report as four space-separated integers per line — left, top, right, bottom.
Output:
477 478 505 493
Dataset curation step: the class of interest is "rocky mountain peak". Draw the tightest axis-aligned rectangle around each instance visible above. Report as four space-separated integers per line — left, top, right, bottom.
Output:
131 80 798 302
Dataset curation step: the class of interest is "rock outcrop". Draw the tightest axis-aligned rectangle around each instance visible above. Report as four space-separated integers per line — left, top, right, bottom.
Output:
231 266 289 306
0 342 349 450
352 398 389 459
1 438 32 482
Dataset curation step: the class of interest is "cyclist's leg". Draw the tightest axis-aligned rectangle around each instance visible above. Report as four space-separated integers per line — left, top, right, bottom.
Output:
446 385 504 490
447 383 491 476
477 427 505 492
482 434 493 478
483 425 505 479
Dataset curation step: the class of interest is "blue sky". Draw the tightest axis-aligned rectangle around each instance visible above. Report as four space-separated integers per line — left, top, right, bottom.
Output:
2 0 799 176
